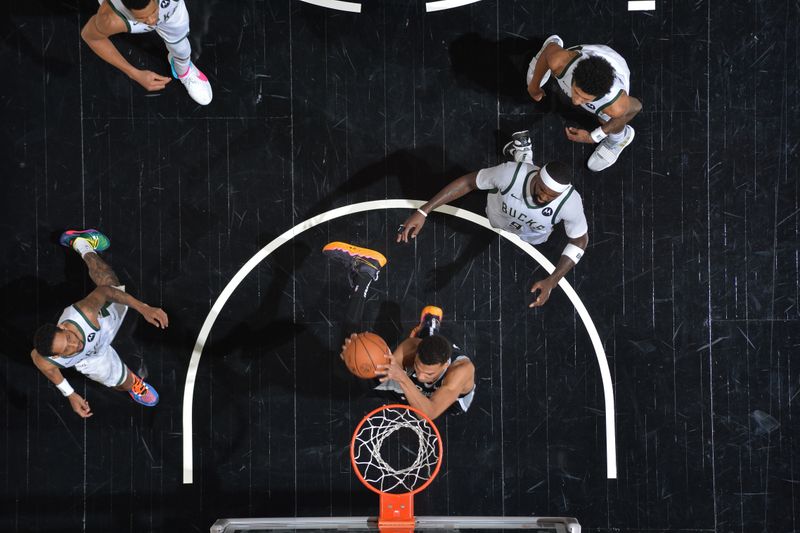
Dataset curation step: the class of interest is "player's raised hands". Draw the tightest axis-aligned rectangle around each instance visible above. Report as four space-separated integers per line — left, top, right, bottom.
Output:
529 276 558 308
68 393 93 418
140 305 169 329
339 332 358 361
374 347 404 383
396 210 428 243
132 69 172 92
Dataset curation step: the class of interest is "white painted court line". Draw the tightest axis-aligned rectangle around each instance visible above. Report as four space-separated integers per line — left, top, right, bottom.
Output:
297 0 361 13
627 0 656 10
182 200 617 483
426 0 484 13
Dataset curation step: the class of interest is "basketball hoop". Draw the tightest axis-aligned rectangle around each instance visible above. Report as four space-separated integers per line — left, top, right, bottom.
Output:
350 404 443 533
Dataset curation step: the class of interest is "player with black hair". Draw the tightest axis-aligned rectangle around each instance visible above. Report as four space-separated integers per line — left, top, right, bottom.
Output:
508 36 642 172
30 229 168 418
324 242 475 420
398 160 589 308
81 0 212 105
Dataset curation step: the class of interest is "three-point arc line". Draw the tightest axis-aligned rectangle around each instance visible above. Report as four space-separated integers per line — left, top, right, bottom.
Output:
181 199 617 483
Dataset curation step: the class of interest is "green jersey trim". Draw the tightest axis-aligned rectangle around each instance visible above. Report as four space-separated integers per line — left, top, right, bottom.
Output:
43 354 67 369
72 305 100 332
106 2 132 33
64 319 87 344
499 163 524 195
115 366 128 387
595 89 624 115
556 52 582 79
551 187 575 224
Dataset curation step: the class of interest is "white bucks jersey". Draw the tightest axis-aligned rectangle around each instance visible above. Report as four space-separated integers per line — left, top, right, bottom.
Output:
44 304 121 369
106 0 189 43
477 162 588 246
555 44 631 122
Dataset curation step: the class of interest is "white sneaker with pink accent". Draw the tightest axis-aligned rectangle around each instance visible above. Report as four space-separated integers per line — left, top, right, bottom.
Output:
168 53 213 106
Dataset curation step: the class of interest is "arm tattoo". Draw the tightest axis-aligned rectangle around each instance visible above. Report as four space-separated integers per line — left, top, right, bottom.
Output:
83 253 121 287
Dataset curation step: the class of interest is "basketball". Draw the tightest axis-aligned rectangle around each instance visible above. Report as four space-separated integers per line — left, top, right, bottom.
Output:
343 332 392 379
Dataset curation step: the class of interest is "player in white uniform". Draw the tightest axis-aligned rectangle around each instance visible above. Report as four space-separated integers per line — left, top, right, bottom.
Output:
81 0 212 105
397 161 588 307
30 229 168 418
510 35 641 172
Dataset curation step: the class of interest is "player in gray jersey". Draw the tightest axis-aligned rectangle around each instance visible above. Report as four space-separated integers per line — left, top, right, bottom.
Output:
81 0 212 105
397 161 588 308
511 35 642 172
30 229 168 418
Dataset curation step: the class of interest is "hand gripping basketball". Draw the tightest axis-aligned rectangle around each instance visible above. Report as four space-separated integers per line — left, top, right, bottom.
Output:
341 332 392 379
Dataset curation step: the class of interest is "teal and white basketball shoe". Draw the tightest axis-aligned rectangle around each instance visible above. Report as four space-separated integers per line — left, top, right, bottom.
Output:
59 229 110 252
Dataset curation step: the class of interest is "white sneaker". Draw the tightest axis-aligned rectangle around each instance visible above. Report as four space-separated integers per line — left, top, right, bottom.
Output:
169 54 213 106
527 35 564 88
503 130 534 163
587 125 635 172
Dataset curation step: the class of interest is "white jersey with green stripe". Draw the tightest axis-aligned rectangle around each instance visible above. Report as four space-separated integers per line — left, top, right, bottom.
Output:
476 162 588 246
555 44 631 122
105 0 189 43
45 304 121 369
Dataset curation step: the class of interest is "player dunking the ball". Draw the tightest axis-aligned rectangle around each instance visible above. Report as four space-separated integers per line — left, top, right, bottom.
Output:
323 242 475 420
30 229 168 418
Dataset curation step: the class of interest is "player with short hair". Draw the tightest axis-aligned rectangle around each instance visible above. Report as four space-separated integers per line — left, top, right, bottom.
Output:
30 229 168 418
397 160 588 307
508 35 642 172
323 242 475 420
81 0 212 105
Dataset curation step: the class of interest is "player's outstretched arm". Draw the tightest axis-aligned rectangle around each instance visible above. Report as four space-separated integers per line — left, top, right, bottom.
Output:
597 94 643 135
396 171 479 243
527 43 571 101
81 4 171 92
75 287 169 329
30 350 93 418
530 232 589 308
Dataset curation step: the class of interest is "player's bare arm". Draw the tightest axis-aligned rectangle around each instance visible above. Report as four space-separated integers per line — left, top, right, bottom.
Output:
528 45 574 101
565 94 642 143
397 171 479 243
404 361 473 420
530 232 589 308
81 3 171 92
75 286 169 329
30 349 93 418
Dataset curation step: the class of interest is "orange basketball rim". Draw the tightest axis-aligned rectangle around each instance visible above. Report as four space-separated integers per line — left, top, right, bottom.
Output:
350 404 444 533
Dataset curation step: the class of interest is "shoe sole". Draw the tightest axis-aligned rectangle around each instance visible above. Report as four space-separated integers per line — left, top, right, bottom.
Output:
322 242 387 267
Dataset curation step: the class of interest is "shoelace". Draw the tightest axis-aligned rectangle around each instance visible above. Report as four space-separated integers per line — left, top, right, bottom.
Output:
131 377 147 396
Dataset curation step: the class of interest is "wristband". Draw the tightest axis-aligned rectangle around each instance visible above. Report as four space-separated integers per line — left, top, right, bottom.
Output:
590 127 608 143
562 243 584 264
56 379 74 397
416 208 428 218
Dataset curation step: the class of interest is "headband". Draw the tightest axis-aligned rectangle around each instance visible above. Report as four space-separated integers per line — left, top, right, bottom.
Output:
539 164 571 193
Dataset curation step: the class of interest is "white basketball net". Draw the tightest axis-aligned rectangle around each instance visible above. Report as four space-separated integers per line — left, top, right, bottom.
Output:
352 406 441 494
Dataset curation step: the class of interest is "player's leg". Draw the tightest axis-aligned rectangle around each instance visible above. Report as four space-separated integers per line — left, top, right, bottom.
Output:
322 242 387 337
157 2 212 105
409 306 443 339
74 346 158 406
59 229 120 287
117 365 159 406
587 121 635 172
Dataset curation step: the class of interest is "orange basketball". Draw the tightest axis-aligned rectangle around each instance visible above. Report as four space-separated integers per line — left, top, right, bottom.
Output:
343 332 392 379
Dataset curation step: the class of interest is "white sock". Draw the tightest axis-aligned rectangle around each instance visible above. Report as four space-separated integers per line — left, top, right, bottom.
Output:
172 55 191 77
606 127 628 144
71 238 94 258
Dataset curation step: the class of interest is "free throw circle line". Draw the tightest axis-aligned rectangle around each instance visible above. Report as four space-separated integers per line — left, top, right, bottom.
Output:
182 199 616 482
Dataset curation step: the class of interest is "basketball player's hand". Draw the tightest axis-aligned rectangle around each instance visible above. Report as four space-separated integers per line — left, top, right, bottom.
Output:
375 352 403 383
141 305 169 329
396 211 427 243
565 127 594 144
68 393 93 418
340 333 358 361
132 69 172 92
528 86 545 102
529 277 557 308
